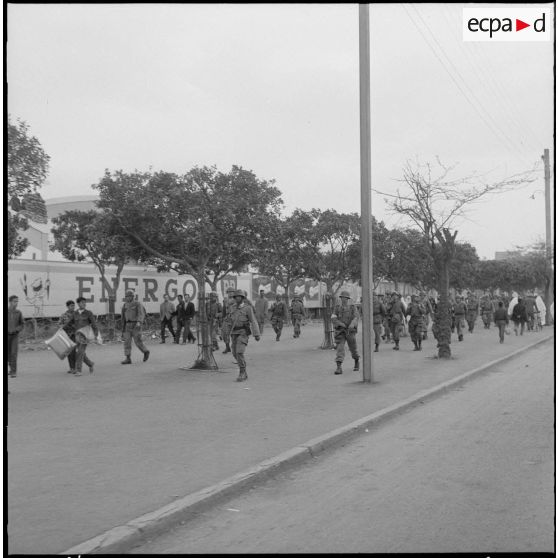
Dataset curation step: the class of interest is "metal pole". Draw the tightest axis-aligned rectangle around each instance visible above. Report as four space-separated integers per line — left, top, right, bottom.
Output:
359 3 373 382
543 148 553 324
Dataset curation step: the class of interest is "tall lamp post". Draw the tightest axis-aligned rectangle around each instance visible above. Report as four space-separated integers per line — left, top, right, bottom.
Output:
359 4 373 382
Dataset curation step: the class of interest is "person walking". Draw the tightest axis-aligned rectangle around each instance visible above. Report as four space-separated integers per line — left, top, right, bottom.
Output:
480 294 494 329
382 292 392 343
270 293 288 341
290 295 305 338
388 292 405 351
229 290 260 382
73 297 98 376
372 292 386 352
406 294 426 351
493 301 509 343
183 293 196 343
332 291 360 374
523 293 537 332
7 295 24 378
59 300 77 373
174 294 187 344
120 290 150 364
453 295 468 342
207 292 222 351
221 287 237 353
465 292 479 333
159 294 176 343
254 289 269 335
511 296 528 336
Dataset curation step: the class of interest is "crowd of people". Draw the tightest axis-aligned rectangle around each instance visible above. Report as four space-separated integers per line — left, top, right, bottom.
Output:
5 287 553 383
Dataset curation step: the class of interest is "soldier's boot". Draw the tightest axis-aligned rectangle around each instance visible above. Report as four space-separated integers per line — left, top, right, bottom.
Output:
334 362 343 375
417 339 422 351
423 332 428 340
458 334 463 342
374 344 379 352
222 343 231 354
393 341 400 351
121 356 132 365
413 340 419 351
236 368 247 382
353 358 359 372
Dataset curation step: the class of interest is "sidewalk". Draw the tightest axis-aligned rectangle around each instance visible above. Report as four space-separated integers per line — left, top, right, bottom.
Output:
6 322 554 554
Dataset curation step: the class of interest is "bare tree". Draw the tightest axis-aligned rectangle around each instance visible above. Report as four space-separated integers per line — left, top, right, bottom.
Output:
375 158 537 358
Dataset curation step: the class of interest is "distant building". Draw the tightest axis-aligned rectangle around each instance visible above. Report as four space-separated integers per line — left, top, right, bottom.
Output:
16 195 99 261
494 250 520 261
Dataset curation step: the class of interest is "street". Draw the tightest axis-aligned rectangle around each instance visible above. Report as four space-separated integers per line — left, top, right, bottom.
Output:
6 323 554 554
131 340 554 554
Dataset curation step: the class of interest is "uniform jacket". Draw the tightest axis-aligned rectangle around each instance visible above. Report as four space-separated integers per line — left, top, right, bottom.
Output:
270 300 288 319
229 302 260 336
372 300 386 325
290 299 305 316
389 299 405 323
332 303 359 330
122 300 146 324
493 308 509 323
254 297 269 319
453 301 468 316
406 302 426 321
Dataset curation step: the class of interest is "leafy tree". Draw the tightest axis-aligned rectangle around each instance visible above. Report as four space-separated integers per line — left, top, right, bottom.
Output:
51 209 141 338
7 116 50 258
377 158 536 358
253 210 311 310
95 165 282 369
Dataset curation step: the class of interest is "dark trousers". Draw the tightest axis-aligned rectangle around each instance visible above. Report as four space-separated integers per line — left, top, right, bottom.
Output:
67 333 76 370
7 333 19 374
160 317 176 341
495 320 507 342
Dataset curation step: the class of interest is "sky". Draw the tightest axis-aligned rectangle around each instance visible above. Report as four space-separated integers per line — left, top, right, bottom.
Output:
6 3 555 260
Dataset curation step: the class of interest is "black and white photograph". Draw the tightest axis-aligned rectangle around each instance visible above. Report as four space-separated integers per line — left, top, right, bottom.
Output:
6 3 555 555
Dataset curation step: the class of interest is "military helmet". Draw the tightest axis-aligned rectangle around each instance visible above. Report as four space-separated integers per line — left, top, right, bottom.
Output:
233 289 245 298
339 290 351 299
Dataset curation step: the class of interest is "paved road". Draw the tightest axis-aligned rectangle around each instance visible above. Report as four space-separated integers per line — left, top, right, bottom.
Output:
131 341 554 554
6 321 553 553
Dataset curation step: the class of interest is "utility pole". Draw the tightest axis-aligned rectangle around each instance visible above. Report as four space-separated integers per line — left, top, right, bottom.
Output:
542 148 553 325
359 3 373 382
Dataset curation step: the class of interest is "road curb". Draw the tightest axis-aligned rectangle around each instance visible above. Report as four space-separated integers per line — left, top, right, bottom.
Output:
61 333 553 555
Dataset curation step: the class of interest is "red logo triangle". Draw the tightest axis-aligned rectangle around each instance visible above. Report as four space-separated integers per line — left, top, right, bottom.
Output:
516 19 530 31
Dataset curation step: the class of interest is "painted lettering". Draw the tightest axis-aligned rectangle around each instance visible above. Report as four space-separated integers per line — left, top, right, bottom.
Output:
143 278 158 302
76 276 95 302
99 276 119 302
122 278 139 294
165 278 178 300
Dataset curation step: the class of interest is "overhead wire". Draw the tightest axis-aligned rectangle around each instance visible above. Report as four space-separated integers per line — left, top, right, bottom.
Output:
407 4 532 166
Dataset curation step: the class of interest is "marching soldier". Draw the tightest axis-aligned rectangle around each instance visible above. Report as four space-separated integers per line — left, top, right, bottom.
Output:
382 292 393 343
206 291 222 351
480 294 494 329
372 292 386 352
332 291 360 374
453 295 468 341
121 290 150 364
229 290 260 382
254 289 269 335
421 293 434 340
270 293 288 341
290 295 305 338
406 294 426 351
465 291 479 333
388 292 405 351
221 287 237 354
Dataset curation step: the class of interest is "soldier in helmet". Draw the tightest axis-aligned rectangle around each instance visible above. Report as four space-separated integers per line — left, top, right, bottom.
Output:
480 293 494 329
465 291 479 333
121 290 150 364
206 291 222 351
332 291 360 374
406 294 426 351
290 294 306 338
388 292 405 350
372 292 386 352
229 290 260 382
254 289 269 335
221 286 237 354
270 293 288 341
453 294 468 342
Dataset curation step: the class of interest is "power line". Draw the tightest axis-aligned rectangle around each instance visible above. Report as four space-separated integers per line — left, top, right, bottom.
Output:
407 4 532 166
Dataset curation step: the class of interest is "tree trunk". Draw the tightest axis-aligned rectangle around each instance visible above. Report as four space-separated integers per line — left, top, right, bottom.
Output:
320 281 335 350
544 273 553 325
190 269 218 370
435 260 452 359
